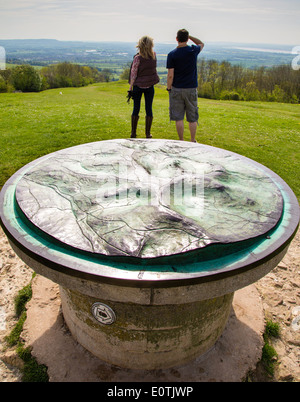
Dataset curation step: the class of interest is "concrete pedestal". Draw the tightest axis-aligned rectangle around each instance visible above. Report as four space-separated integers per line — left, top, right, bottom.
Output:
60 285 233 369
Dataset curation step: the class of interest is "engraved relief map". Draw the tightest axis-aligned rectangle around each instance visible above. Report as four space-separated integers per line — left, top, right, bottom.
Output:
15 140 283 259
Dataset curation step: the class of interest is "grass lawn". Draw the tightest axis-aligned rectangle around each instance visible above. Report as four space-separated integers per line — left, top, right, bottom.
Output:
0 81 299 201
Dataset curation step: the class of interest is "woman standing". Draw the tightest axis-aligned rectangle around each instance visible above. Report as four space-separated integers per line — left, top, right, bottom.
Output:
129 36 160 138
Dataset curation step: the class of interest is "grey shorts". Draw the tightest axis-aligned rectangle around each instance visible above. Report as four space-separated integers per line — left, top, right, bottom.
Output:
169 87 199 123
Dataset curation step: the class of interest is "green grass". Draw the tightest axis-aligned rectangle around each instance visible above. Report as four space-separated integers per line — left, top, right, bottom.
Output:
4 273 49 382
0 81 299 200
261 320 281 377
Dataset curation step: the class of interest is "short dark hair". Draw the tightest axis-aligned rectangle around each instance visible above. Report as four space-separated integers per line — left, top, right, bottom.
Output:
177 29 189 43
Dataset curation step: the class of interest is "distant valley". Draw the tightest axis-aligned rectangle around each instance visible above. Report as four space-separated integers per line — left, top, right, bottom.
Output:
0 39 295 71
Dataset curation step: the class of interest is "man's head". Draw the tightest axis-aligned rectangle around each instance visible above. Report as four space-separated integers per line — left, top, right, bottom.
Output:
177 29 189 43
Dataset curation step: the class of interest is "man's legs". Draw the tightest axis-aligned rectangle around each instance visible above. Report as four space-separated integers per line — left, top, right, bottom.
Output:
176 120 197 142
189 121 197 142
176 120 184 140
169 88 185 140
170 88 198 141
185 88 199 142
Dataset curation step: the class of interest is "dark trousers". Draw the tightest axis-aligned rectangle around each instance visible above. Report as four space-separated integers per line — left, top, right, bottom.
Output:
132 85 154 117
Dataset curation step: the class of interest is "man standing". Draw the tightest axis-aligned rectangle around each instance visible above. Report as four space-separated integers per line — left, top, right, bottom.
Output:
166 29 204 142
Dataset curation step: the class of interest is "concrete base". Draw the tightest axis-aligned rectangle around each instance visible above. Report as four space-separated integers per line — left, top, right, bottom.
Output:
22 275 265 381
60 286 233 370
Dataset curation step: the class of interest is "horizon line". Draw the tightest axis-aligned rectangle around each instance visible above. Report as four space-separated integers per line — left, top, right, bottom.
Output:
0 38 296 47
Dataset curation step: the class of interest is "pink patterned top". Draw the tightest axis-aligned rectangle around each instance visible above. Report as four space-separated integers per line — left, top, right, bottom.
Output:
130 56 141 86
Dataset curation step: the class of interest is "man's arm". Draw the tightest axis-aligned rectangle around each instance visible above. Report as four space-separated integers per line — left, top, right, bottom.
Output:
189 35 204 51
167 68 174 91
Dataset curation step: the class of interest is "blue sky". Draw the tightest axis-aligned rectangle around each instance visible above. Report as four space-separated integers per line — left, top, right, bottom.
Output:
0 0 299 45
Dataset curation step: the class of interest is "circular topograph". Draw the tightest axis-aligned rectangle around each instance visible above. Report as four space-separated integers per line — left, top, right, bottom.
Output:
15 139 283 262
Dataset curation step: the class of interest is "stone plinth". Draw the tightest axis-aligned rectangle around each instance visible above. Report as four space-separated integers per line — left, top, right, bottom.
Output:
0 139 299 369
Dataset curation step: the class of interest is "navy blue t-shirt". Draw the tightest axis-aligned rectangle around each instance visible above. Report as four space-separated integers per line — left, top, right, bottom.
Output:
166 45 201 88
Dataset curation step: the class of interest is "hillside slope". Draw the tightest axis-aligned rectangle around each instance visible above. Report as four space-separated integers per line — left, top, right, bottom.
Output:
0 81 299 199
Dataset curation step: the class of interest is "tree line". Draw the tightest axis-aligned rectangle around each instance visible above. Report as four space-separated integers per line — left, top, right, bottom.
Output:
0 62 112 93
197 60 299 103
1 60 299 104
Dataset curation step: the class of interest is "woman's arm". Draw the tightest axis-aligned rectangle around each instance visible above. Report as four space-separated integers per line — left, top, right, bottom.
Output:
129 56 140 90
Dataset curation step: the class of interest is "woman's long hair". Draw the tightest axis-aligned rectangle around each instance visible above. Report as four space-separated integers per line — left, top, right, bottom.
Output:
137 36 155 59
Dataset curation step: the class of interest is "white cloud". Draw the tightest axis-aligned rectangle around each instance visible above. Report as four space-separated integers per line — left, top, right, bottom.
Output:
155 0 300 15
